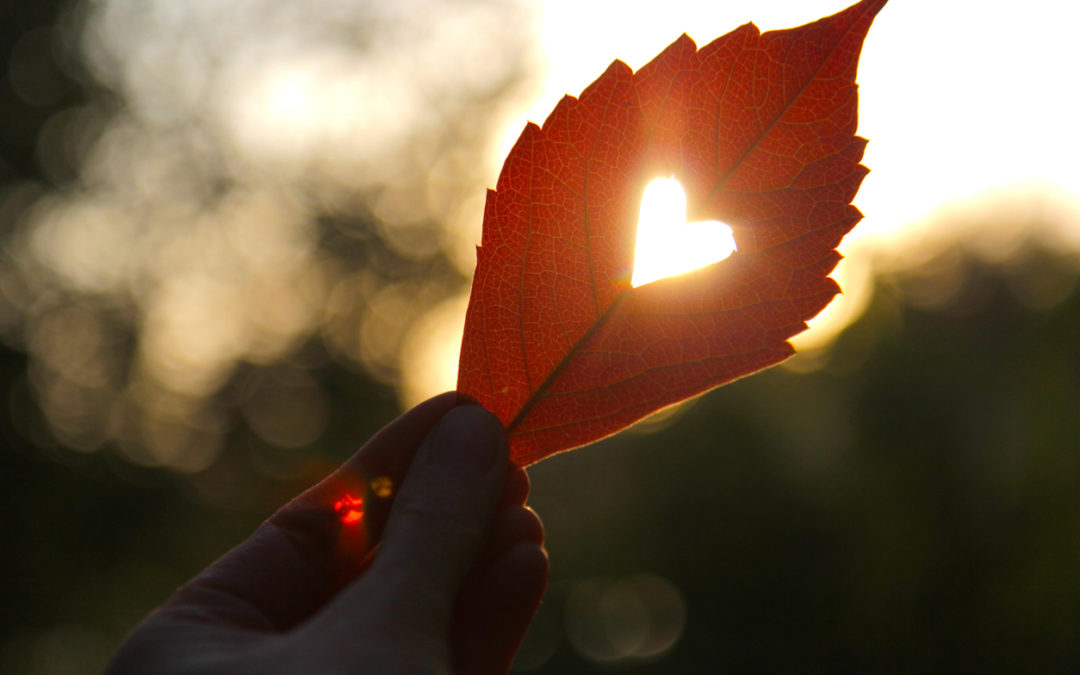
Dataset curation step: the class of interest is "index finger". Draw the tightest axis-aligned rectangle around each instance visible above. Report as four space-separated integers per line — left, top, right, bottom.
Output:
163 392 467 631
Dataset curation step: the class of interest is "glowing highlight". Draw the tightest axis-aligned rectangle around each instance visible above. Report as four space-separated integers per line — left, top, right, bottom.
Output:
631 178 736 288
370 476 394 498
334 494 364 525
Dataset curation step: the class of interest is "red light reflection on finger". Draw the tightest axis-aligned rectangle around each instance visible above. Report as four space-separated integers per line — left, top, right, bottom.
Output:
334 494 364 525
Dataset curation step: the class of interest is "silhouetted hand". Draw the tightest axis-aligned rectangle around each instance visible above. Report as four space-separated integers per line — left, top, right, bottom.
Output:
107 392 548 674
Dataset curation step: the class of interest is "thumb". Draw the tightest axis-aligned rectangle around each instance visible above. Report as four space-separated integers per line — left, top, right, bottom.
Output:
327 404 508 641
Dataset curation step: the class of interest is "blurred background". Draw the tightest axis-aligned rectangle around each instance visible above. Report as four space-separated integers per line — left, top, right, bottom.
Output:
2 0 1079 672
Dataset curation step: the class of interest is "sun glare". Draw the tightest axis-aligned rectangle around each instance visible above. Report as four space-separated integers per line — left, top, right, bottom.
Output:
407 0 1080 408
631 178 737 288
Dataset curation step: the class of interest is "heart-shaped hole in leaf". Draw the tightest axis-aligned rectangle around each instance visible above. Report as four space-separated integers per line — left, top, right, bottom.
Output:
631 177 737 288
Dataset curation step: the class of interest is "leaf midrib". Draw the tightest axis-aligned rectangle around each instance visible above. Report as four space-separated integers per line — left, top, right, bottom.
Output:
504 6 869 437
703 7 868 206
506 290 628 434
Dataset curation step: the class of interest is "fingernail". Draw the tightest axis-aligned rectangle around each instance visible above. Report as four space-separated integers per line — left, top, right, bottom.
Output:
425 405 504 479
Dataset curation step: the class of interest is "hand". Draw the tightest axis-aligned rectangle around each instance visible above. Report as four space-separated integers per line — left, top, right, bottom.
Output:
107 392 548 674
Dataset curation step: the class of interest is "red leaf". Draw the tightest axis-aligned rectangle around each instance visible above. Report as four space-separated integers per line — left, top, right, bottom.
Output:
458 0 887 466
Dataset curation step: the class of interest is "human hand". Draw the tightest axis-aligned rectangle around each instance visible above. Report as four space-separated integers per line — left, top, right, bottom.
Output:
107 392 548 674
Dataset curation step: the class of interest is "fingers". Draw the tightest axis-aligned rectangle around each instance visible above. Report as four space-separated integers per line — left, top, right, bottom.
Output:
447 503 547 674
478 505 545 569
163 392 465 631
502 463 531 507
324 405 510 640
453 539 549 674
280 391 472 582
154 391 547 675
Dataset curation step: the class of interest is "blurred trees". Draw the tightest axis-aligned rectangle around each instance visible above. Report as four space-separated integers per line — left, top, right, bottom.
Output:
4 1 1080 674
520 242 1080 673
1 0 538 471
1 0 539 669
5 214 1080 673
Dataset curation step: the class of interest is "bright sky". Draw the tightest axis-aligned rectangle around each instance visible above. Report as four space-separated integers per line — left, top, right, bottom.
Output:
43 0 1080 458
409 0 1080 403
525 0 1080 240
537 0 1079 341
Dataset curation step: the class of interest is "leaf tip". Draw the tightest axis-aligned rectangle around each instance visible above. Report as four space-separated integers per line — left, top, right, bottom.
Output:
606 58 634 79
674 32 697 49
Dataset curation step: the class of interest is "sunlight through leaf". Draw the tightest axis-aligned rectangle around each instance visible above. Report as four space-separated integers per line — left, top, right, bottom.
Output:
631 177 736 288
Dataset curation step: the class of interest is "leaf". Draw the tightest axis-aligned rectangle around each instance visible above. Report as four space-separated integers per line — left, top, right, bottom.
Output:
458 0 887 466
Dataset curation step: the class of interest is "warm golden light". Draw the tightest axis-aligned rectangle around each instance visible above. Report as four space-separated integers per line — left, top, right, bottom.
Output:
631 178 737 288
523 0 1080 363
8 0 1080 467
370 476 394 499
